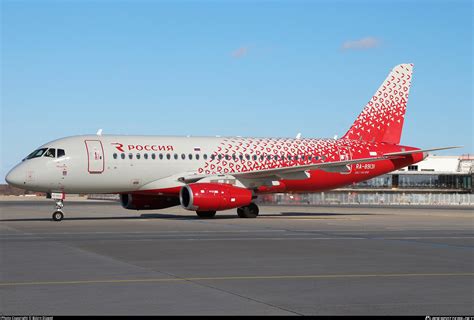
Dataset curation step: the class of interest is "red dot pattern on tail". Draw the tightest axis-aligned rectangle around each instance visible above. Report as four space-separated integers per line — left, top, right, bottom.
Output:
343 64 413 145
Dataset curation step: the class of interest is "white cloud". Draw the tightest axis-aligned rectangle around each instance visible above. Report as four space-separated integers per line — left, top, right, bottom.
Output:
341 37 381 50
231 46 249 58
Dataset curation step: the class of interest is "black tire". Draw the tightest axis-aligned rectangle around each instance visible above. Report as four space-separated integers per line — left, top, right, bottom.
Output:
196 211 216 218
237 203 259 218
52 211 64 221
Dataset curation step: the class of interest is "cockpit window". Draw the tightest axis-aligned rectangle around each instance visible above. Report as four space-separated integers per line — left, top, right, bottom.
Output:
44 148 56 158
57 149 65 158
26 148 48 159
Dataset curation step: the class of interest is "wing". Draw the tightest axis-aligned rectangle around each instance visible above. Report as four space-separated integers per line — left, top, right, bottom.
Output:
178 146 462 183
178 155 389 183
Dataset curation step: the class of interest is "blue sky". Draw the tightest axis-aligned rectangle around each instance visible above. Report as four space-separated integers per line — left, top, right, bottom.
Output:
1 0 472 179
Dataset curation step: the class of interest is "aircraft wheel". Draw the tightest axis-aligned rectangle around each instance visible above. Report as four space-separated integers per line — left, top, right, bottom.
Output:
196 211 216 218
237 203 259 218
52 211 64 221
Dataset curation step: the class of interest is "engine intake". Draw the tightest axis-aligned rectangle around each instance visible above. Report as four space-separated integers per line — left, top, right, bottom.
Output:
180 183 252 211
120 194 180 210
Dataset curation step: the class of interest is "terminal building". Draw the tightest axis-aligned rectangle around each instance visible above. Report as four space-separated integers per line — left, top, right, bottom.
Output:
348 155 473 193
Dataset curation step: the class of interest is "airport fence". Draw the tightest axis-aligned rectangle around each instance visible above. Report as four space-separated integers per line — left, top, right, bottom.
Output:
87 194 120 201
86 192 474 206
257 192 474 206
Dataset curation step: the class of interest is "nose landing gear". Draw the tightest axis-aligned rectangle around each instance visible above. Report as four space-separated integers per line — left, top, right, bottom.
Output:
52 209 64 221
50 193 65 221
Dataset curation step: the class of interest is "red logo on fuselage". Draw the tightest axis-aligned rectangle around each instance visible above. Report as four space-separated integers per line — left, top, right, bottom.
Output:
111 143 124 152
111 143 174 152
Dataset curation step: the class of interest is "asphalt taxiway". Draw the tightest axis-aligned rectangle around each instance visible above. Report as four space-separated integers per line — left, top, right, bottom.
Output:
1 199 473 315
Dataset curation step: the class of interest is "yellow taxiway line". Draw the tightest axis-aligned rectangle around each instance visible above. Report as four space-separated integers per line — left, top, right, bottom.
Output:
1 273 473 287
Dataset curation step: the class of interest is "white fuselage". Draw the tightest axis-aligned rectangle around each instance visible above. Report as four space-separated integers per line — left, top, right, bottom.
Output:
5 134 423 196
7 135 233 193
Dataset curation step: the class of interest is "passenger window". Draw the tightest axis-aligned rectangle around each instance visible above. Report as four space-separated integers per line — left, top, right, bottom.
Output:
44 148 56 158
129 153 133 159
239 154 243 161
188 154 193 160
151 154 156 160
267 155 271 160
166 154 171 160
203 154 208 160
218 154 222 160
181 154 185 160
144 153 148 160
121 153 125 159
274 155 278 160
174 154 178 160
159 154 163 160
253 155 257 161
245 154 250 161
195 154 200 160
57 149 66 158
113 153 118 159
136 153 141 159
210 154 215 160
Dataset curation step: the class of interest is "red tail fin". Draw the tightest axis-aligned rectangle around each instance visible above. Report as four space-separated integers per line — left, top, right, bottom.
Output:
343 63 414 144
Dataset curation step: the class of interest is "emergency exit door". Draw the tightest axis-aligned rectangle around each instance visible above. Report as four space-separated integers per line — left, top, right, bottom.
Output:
85 140 104 173
337 144 352 174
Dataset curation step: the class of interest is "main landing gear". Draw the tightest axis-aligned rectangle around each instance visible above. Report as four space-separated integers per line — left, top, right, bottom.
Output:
237 203 259 218
194 203 260 219
50 193 65 221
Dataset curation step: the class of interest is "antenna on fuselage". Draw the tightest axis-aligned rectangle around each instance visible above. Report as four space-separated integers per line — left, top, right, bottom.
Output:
296 133 302 139
96 129 103 136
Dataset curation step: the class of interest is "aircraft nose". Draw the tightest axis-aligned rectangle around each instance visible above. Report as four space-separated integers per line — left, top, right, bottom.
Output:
5 167 24 187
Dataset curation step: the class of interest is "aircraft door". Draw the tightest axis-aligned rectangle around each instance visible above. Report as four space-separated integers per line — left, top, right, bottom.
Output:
85 140 105 173
337 143 352 174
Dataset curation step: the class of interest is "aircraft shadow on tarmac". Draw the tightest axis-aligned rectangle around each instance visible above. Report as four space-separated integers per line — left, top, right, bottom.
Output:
266 212 373 217
0 211 373 222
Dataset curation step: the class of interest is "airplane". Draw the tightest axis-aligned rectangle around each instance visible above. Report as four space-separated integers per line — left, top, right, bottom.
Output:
5 63 460 221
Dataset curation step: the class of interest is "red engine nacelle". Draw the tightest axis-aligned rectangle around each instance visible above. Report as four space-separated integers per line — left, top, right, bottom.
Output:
180 183 253 211
120 194 180 210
